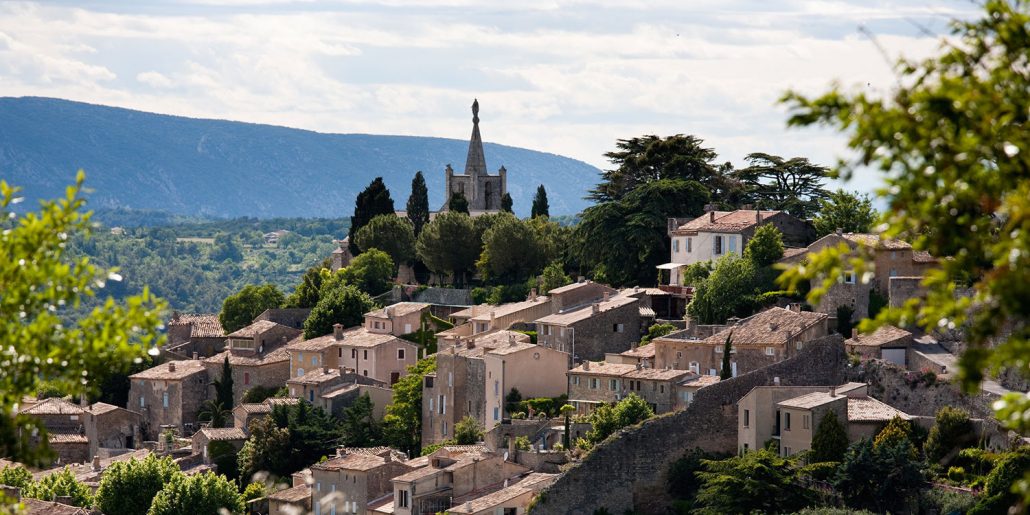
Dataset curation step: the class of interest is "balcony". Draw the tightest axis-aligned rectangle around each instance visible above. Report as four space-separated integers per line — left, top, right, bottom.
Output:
658 285 693 297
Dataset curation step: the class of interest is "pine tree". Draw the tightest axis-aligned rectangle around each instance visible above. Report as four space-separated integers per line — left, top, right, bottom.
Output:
348 177 395 255
448 192 470 214
531 185 549 218
407 171 430 238
810 410 849 462
500 192 514 214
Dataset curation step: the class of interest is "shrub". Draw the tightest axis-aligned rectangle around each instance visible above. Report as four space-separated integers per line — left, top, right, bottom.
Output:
241 385 284 404
453 416 484 445
924 407 974 465
947 466 966 482
799 461 839 482
514 436 531 451
810 411 849 463
918 488 977 515
147 471 244 515
24 468 93 507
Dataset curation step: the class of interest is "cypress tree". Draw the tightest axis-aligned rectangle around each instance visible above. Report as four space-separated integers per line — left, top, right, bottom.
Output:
215 356 234 409
348 177 395 254
811 410 849 462
500 193 513 214
407 171 430 237
719 333 733 379
531 184 549 218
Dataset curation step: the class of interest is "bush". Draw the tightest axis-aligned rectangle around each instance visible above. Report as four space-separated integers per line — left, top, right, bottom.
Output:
918 488 977 515
641 323 676 344
514 436 531 451
24 468 93 507
0 464 32 489
241 385 284 404
148 471 244 515
453 416 484 445
947 466 966 482
924 407 974 465
799 461 839 482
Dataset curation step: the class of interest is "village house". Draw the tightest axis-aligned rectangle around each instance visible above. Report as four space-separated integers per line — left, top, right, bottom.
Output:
605 342 656 368
364 302 432 336
536 288 644 362
845 325 914 366
128 359 209 439
268 469 313 515
483 338 569 428
190 427 247 464
336 325 419 385
439 295 552 349
653 307 829 377
165 313 226 359
390 447 529 515
566 359 695 415
83 402 143 458
203 320 300 405
254 307 313 330
673 374 722 411
18 398 89 465
446 472 558 515
310 447 413 515
779 232 938 319
232 397 301 434
286 365 391 418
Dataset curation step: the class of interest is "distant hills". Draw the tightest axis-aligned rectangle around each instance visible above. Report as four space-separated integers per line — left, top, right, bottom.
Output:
0 97 599 218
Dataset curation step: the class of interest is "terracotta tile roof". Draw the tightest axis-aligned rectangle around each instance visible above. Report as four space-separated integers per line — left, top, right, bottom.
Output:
322 384 359 399
677 210 782 234
227 320 283 338
365 302 430 319
848 397 913 422
468 330 531 350
286 333 340 352
235 403 272 414
569 361 637 377
21 498 91 514
335 327 408 348
448 473 558 514
449 304 492 319
442 444 490 455
781 247 808 260
485 340 546 357
621 344 655 359
288 368 345 386
204 345 290 367
268 484 311 502
912 250 937 263
392 463 441 483
679 375 722 388
547 281 604 295
311 452 390 472
48 434 88 444
266 397 300 407
702 307 827 346
847 325 913 348
778 391 842 410
639 306 656 318
338 447 408 462
197 427 247 441
841 233 912 250
168 313 225 338
130 359 207 380
468 297 551 322
624 367 692 381
20 398 84 416
535 295 637 326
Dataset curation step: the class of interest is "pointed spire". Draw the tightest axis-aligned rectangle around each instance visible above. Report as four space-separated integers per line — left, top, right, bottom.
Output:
464 98 487 176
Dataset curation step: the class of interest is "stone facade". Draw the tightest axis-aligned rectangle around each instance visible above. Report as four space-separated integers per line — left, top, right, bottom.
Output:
442 99 508 213
483 340 569 427
531 335 846 515
567 361 692 415
422 342 488 446
128 359 210 440
536 294 643 361
84 403 143 458
310 449 412 515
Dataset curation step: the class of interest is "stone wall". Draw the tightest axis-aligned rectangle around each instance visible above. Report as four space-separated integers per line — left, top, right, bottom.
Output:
847 359 996 419
531 335 846 515
888 276 925 308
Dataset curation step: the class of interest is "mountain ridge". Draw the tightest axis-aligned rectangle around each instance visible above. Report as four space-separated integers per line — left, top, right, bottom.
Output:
0 96 598 217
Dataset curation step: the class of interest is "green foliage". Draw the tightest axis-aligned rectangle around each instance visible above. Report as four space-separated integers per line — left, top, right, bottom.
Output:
0 464 32 490
917 488 977 515
873 416 913 452
679 261 713 286
744 224 785 267
416 211 478 286
688 255 759 324
924 407 974 465
419 439 454 457
407 171 430 238
448 192 470 214
147 471 243 515
508 395 569 419
810 411 849 463
383 358 436 456
0 174 165 465
694 449 811 514
303 284 375 338
240 402 344 481
514 436 531 451
666 448 711 502
835 305 855 338
732 152 829 218
588 134 726 202
719 333 733 380
341 393 383 448
798 461 839 482
531 184 549 218
454 415 485 445
778 0 1030 444
283 262 328 309
208 439 240 483
641 323 676 345
241 385 284 404
478 214 546 282
500 192 513 214
241 481 267 504
583 393 654 446
982 447 1030 500
198 400 231 429
813 190 877 238
354 214 415 267
24 467 93 507
237 416 292 482
340 248 394 295
832 439 923 513
219 284 285 333
348 177 395 255
539 261 572 293
215 356 234 409
210 233 243 262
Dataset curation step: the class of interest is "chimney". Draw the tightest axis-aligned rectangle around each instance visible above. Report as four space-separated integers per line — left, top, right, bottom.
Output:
172 311 181 322
467 339 475 350
489 311 496 323
583 360 590 371
192 352 198 360
830 386 836 397
592 303 600 315
636 362 642 370
508 334 516 347
337 448 345 458
384 452 392 463
507 437 516 461
333 324 344 340
756 211 762 224
773 376 780 386
168 362 176 373
835 227 843 236
323 367 330 374
602 291 610 302
709 211 716 222
530 288 537 298
703 203 716 212
631 341 638 350
684 315 694 333
80 395 88 409
92 455 101 472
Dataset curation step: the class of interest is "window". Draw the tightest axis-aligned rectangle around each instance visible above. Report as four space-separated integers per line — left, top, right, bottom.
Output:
572 376 580 386
612 323 624 333
891 251 897 260
609 379 618 390
351 349 357 359
440 395 446 415
728 235 737 253
743 409 750 428
139 396 145 408
803 414 810 429
673 239 679 253
309 390 314 402
889 268 898 277
560 327 565 337
244 372 250 385
765 347 775 356
716 345 723 353
338 348 342 358
397 490 409 508
363 369 368 377
448 372 453 387
493 407 499 421
398 349 405 360
689 362 699 374
312 356 318 365
162 392 168 408
298 368 305 377
660 384 665 393
784 412 792 431
442 421 448 436
429 397 434 412
494 380 499 396
363 350 368 360
714 235 723 255
297 352 303 362
844 270 856 284
687 237 692 253
590 378 599 389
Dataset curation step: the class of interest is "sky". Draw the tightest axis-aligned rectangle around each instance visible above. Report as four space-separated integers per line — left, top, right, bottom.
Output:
0 0 979 193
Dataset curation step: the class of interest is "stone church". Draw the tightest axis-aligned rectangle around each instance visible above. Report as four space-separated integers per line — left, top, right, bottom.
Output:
442 99 507 213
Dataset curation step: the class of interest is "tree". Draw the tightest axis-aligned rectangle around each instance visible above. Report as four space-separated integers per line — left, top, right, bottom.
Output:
207 439 240 483
147 471 243 515
219 284 285 334
971 448 1030 514
448 192 469 214
478 215 545 282
283 263 327 309
383 358 435 456
813 190 876 238
341 248 395 295
694 449 810 515
500 192 514 213
0 464 32 490
214 356 234 410
303 284 375 338
732 153 829 218
641 323 676 345
407 171 430 238
810 411 849 463
719 333 734 379
416 211 479 286
210 233 243 262
341 393 382 448
584 393 654 446
0 173 164 465
744 224 785 267
348 177 395 255
241 481 266 505
454 416 485 445
778 1 1030 444
354 214 415 268
24 467 94 507
589 134 725 202
238 416 292 481
835 305 855 338
873 416 914 451
560 404 575 450
94 454 180 515
198 400 231 429
531 184 549 218
688 255 759 324
539 261 572 293
833 439 923 513
924 406 974 465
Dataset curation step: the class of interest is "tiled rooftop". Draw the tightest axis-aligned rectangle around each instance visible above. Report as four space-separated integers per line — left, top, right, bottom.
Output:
20 398 84 416
365 302 430 319
778 391 842 410
468 296 551 322
569 361 637 377
846 325 913 348
227 319 283 338
129 359 207 380
311 451 394 472
168 313 225 338
848 397 913 422
677 210 783 234
267 484 311 503
702 307 827 346
198 427 247 441
536 295 637 326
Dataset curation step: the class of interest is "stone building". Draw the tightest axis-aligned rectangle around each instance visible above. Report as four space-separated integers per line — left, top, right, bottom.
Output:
653 306 829 377
83 402 143 457
440 295 552 348
128 359 210 439
567 360 694 415
19 398 90 465
446 472 558 515
204 320 301 404
364 302 431 336
536 290 644 362
310 447 413 515
422 338 491 446
268 470 313 515
336 326 419 385
165 313 226 359
845 325 913 366
254 308 312 330
442 99 508 214
483 338 569 428
391 447 528 515
191 427 247 464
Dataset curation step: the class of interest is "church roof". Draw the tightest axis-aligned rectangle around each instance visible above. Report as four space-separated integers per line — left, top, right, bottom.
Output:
464 98 487 176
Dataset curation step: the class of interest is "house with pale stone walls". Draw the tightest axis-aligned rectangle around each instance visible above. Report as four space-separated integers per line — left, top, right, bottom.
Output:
83 402 143 458
203 320 300 405
310 447 413 515
483 338 569 429
390 447 529 515
128 359 210 439
364 302 431 336
165 313 226 359
536 289 643 362
566 359 695 415
446 472 558 515
845 325 913 366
